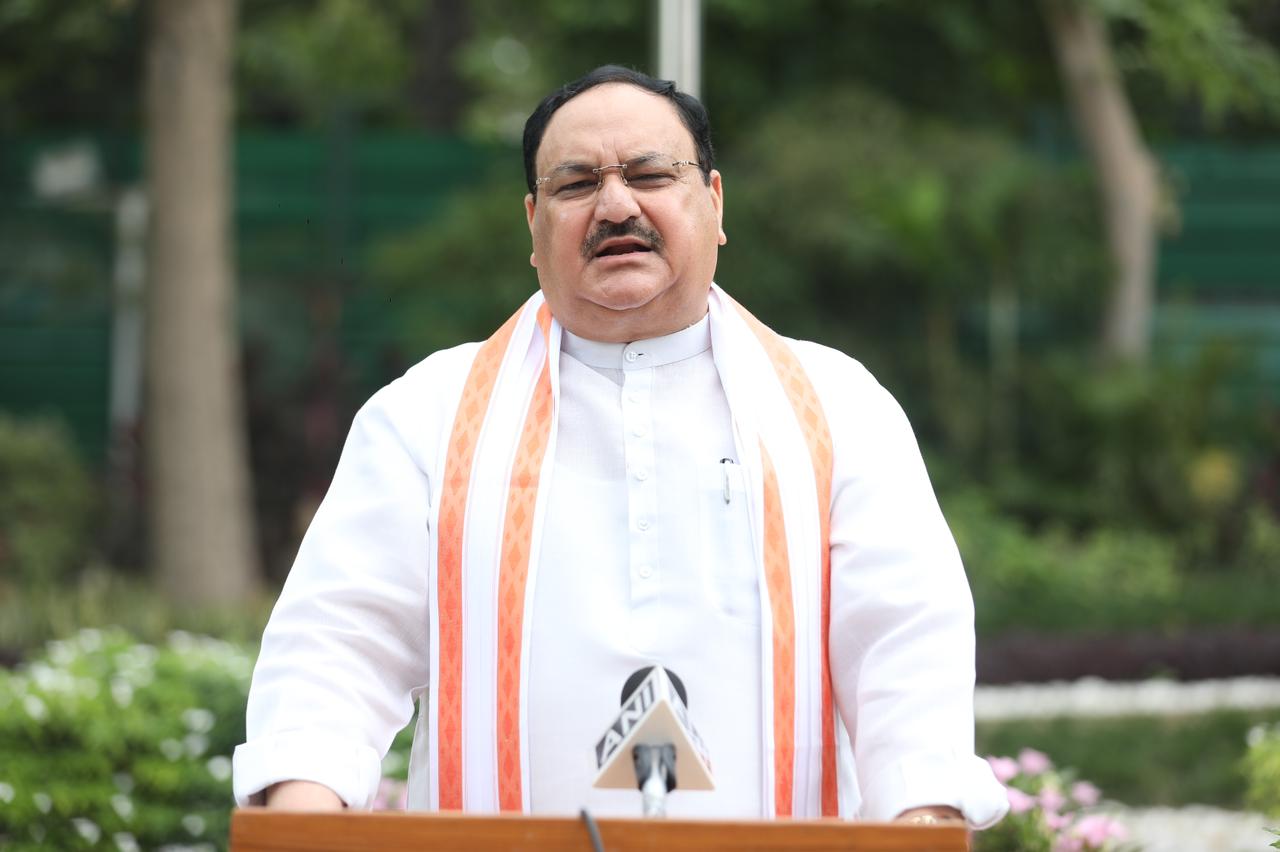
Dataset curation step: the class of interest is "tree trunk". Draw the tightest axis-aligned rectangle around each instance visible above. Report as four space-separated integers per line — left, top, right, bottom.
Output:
1041 0 1160 363
145 0 259 604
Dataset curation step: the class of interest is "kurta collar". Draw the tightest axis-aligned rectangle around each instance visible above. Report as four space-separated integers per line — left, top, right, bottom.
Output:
560 312 711 370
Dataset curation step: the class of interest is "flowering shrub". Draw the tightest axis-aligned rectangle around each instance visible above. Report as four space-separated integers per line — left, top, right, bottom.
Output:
0 629 253 850
1246 722 1280 818
974 749 1136 852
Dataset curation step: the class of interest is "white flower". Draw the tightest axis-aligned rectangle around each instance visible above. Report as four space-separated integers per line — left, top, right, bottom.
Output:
48 639 74 666
184 734 209 758
0 782 14 803
206 756 232 782
114 832 140 852
77 628 103 651
182 708 215 734
30 663 57 691
168 631 195 653
113 773 135 794
23 695 48 721
73 818 102 844
181 813 206 836
111 679 134 707
160 739 184 761
33 792 52 813
115 645 158 687
111 793 134 820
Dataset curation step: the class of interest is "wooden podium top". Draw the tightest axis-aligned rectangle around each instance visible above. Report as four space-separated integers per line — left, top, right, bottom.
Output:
230 809 968 851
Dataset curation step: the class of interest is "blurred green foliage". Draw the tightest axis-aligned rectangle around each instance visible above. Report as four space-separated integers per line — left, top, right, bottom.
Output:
0 566 274 655
1089 0 1280 125
2 0 1279 652
0 416 95 589
947 490 1182 635
238 0 417 122
0 629 251 850
1247 722 1280 817
0 0 141 130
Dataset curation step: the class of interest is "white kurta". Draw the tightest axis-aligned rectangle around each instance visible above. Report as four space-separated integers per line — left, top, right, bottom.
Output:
528 320 762 817
233 310 1008 826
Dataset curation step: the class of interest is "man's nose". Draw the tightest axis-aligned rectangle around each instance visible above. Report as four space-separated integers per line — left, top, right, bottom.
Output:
593 171 642 223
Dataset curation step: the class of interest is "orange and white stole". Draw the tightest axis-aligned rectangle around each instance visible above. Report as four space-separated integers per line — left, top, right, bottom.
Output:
427 285 839 817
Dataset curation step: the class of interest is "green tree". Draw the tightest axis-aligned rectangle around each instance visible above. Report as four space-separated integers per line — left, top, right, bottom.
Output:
0 0 142 131
1041 0 1280 363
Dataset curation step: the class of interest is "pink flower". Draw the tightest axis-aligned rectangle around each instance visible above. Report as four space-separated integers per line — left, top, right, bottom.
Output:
1071 781 1101 807
1071 814 1128 849
1039 785 1067 813
1018 748 1053 776
1054 837 1084 852
987 756 1019 783
372 777 408 811
1006 786 1036 814
1044 810 1072 831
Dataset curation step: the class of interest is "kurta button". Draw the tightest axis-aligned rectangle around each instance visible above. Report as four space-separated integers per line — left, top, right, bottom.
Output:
634 467 649 481
632 424 647 437
637 565 653 579
637 519 651 531
625 350 639 363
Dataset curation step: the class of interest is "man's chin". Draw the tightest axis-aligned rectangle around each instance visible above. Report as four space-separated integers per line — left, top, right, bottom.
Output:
581 276 669 313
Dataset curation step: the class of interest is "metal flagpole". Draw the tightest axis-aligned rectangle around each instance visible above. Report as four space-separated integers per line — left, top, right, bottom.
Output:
657 0 702 98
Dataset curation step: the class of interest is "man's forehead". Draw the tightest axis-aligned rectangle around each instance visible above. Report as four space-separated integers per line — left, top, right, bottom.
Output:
536 83 695 169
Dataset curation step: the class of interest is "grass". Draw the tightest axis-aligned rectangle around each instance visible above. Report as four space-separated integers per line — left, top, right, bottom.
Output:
977 709 1280 809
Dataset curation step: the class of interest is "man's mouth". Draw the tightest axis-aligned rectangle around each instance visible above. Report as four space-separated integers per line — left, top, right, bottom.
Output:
593 238 654 259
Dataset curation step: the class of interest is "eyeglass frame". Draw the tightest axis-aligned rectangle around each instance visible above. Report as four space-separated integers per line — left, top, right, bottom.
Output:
532 156 703 200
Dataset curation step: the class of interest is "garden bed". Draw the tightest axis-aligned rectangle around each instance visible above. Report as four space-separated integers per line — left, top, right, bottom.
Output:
978 628 1280 684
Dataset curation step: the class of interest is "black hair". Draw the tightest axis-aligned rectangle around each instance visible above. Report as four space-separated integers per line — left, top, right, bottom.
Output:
522 64 715 196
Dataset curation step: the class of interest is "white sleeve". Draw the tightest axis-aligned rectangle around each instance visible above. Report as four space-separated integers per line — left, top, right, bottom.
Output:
232 374 439 809
814 351 1008 828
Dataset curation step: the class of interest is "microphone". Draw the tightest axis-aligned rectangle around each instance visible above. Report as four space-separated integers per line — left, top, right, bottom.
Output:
593 665 714 816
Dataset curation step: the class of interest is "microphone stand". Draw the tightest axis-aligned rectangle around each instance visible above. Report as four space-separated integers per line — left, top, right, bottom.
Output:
633 743 677 817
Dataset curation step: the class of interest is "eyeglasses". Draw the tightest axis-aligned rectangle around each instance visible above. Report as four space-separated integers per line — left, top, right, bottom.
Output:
534 156 700 203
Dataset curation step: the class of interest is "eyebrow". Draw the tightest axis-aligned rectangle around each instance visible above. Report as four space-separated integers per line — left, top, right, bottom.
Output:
544 151 670 176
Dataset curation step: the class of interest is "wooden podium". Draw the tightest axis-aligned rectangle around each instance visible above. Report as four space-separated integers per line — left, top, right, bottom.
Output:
230 809 968 851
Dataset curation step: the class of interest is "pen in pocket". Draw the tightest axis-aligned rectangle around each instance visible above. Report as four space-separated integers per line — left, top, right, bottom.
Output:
720 458 735 505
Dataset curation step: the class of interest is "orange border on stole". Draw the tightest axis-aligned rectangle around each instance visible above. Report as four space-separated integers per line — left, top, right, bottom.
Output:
435 309 521 810
495 305 554 811
734 300 839 818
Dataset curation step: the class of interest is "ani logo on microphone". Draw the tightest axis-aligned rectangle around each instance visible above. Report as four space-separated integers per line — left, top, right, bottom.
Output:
592 666 715 792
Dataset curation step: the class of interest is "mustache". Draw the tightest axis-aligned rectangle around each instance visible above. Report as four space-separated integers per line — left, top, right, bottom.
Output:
580 219 664 260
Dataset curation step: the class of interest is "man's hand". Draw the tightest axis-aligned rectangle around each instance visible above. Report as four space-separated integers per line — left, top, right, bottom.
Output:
894 805 965 825
264 780 344 810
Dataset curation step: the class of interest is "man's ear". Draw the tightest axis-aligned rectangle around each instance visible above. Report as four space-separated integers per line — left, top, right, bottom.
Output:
709 170 727 245
524 193 538 267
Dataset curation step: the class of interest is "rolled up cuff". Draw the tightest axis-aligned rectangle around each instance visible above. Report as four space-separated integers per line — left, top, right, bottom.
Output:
858 749 1010 829
232 729 384 809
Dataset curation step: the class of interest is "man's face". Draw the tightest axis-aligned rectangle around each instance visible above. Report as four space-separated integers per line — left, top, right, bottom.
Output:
525 83 726 343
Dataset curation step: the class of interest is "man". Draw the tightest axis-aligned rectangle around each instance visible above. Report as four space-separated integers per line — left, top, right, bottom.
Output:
234 65 1008 828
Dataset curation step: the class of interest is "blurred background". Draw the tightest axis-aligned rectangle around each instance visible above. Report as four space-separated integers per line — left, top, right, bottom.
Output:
1 0 1279 849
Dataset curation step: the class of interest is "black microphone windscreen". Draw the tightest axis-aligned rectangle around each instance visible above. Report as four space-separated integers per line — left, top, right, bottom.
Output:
620 666 688 707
